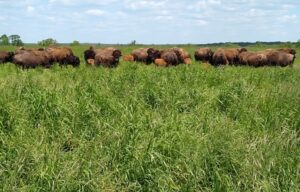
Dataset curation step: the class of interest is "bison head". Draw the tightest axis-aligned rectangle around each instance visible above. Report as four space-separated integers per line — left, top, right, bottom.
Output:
65 55 80 67
112 50 122 63
6 52 15 62
238 48 248 53
147 48 160 63
84 49 96 62
288 49 296 55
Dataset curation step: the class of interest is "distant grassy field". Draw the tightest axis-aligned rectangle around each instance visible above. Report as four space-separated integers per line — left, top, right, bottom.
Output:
0 45 299 191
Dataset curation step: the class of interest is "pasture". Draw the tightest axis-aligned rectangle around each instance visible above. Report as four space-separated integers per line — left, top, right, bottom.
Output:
0 44 299 191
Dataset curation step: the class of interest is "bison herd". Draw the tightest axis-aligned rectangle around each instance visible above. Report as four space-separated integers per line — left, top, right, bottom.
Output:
0 46 297 69
195 47 296 67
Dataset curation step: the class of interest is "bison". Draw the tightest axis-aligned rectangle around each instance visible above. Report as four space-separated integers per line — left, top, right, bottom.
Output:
123 54 134 62
267 51 295 67
0 51 14 63
46 47 79 67
169 47 191 64
131 48 160 64
212 48 228 66
160 50 180 66
224 48 247 65
84 46 96 63
184 58 192 65
194 47 213 63
94 48 122 68
13 49 54 69
154 59 168 67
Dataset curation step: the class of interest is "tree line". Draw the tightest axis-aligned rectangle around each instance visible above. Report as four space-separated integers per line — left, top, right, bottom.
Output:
0 34 24 46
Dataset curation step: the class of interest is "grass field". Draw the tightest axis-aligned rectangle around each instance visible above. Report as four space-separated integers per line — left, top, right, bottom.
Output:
0 45 299 191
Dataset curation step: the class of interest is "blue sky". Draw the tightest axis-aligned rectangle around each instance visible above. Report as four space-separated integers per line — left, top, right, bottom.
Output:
0 0 299 44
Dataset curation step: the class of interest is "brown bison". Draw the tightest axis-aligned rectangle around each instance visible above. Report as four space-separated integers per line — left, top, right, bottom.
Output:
212 48 228 66
13 49 54 69
94 48 122 68
184 58 192 65
224 48 247 65
0 51 14 63
160 50 180 66
46 47 79 67
84 46 96 63
194 47 213 63
123 54 134 62
131 48 160 64
169 47 191 63
247 53 268 67
154 59 168 67
267 51 295 67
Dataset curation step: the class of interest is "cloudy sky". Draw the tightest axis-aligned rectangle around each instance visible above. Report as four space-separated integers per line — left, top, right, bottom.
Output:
0 0 299 44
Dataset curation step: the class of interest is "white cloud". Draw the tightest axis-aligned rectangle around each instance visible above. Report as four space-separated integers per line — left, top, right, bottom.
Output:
85 9 105 16
196 19 208 26
26 5 35 12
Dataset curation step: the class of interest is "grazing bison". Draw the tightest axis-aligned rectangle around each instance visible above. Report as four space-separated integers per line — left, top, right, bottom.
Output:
84 46 96 63
123 54 134 62
212 48 228 66
194 47 213 63
0 51 14 63
247 53 268 67
224 48 247 65
13 49 54 69
267 51 295 67
169 47 191 64
94 48 122 68
154 59 168 67
160 50 180 66
131 48 160 64
46 47 79 67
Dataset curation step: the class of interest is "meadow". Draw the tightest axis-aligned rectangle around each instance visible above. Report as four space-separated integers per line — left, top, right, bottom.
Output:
0 44 299 191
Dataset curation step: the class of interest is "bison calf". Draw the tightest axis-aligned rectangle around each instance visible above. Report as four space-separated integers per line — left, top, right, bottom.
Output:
154 59 168 67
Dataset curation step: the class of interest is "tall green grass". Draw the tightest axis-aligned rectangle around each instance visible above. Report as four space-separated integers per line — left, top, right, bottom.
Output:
0 45 299 191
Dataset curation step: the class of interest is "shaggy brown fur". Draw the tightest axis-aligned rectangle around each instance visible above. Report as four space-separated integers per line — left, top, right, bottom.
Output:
212 48 228 66
154 59 168 67
0 51 14 63
123 54 134 62
94 48 122 68
194 47 213 63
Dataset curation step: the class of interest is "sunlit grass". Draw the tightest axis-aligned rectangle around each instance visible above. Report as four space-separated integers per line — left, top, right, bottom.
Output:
0 45 299 191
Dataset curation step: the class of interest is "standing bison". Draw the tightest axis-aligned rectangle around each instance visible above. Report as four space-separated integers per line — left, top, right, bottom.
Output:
131 48 160 64
13 49 54 69
212 48 228 66
160 50 180 66
194 48 213 63
224 48 247 65
0 51 14 63
94 47 122 68
169 47 191 64
46 47 80 67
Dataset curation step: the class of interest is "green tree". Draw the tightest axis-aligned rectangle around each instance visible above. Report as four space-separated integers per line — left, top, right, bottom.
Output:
38 38 58 47
9 35 24 46
0 34 10 45
70 40 80 46
130 40 136 45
